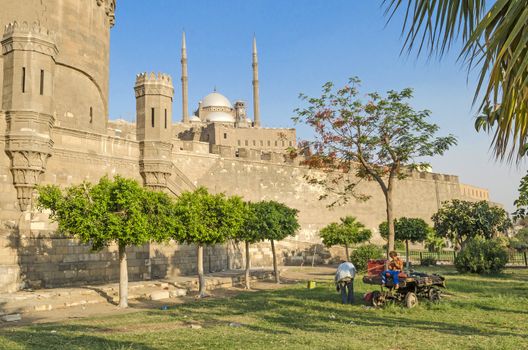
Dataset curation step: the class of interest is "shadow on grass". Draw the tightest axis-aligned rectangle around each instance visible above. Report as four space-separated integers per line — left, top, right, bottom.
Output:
137 282 525 339
0 323 156 350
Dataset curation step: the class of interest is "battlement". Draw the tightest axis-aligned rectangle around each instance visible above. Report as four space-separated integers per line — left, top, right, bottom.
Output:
134 72 174 98
135 72 173 87
3 21 55 41
2 21 58 57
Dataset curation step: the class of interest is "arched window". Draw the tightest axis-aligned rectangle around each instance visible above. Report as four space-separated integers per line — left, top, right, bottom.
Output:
89 107 93 123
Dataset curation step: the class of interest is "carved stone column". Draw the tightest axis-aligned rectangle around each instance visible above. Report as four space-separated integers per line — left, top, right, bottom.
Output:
5 112 54 210
139 141 173 191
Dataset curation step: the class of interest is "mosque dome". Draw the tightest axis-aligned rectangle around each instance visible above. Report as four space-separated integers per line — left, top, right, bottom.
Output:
202 92 232 109
206 111 235 123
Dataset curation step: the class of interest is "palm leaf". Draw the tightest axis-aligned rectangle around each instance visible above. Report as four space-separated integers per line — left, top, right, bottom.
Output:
385 0 528 162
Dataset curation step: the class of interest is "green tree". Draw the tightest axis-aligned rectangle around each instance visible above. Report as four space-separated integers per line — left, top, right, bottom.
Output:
251 201 300 284
384 1 528 162
36 176 177 308
509 228 528 252
173 187 246 297
294 78 456 257
233 201 264 290
319 216 372 259
425 229 446 253
514 171 528 220
432 199 512 250
379 217 429 268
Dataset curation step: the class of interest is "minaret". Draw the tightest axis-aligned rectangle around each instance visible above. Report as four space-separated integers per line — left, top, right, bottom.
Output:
181 31 190 123
252 36 261 127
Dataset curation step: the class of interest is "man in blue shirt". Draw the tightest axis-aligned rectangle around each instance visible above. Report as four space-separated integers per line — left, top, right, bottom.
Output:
335 260 357 304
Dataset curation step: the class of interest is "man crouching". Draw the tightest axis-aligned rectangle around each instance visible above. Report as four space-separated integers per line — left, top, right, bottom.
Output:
335 260 356 304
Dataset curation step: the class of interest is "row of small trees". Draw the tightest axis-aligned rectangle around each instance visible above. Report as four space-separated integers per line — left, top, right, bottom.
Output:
319 199 512 271
37 176 299 308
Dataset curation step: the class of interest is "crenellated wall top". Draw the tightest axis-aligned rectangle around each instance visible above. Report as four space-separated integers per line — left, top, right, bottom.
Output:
134 72 174 98
96 0 116 27
135 72 173 86
2 21 58 57
3 21 55 41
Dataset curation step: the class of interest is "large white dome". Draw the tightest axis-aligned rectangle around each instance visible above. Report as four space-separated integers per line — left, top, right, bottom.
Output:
206 111 235 123
202 92 232 109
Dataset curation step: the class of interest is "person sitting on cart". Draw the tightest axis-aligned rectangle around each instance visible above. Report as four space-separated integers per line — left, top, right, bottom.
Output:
335 260 356 304
381 251 404 289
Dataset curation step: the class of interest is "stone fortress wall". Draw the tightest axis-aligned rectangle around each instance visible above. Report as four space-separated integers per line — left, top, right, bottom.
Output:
0 1 494 293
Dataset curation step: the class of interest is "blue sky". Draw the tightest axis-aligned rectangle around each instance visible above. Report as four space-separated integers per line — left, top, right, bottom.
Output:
109 1 523 212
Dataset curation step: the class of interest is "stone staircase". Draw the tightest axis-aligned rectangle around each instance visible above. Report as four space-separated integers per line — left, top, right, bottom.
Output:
0 269 275 319
166 162 196 196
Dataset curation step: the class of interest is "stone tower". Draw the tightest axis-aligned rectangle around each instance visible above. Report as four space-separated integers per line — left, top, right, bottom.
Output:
134 72 174 190
252 36 261 128
181 31 189 123
1 21 58 211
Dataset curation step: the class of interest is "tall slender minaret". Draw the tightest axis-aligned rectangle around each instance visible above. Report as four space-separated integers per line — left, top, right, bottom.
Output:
181 31 190 123
252 36 261 127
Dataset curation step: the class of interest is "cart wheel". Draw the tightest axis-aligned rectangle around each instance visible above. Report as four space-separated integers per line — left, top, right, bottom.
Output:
428 288 442 302
371 291 384 307
404 292 418 308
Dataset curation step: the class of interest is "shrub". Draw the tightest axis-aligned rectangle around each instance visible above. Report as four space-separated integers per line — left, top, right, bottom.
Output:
350 244 384 272
420 256 437 266
455 237 509 274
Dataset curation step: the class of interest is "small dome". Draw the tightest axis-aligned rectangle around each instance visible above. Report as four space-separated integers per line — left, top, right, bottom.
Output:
202 92 232 109
190 115 201 122
206 111 235 123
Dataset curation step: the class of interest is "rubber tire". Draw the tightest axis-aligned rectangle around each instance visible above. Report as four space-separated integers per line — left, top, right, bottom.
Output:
428 288 442 302
404 292 418 308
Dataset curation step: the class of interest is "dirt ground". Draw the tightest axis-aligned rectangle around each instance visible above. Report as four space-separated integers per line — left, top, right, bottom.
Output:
2 266 337 327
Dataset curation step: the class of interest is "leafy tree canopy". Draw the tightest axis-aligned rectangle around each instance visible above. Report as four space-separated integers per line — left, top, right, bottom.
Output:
379 217 429 243
293 78 457 206
173 187 246 246
432 199 512 249
234 202 267 244
251 201 300 242
319 216 371 248
37 176 175 250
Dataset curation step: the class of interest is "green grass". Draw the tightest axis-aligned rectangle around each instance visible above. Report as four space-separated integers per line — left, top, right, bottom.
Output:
1 267 527 350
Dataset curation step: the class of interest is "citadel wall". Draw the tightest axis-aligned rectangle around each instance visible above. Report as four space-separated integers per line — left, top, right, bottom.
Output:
0 0 115 133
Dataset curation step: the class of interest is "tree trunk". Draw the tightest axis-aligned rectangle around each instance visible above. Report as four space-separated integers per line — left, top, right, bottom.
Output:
345 244 350 261
271 239 280 284
197 245 206 297
405 240 410 270
118 243 128 308
245 241 251 290
385 189 395 258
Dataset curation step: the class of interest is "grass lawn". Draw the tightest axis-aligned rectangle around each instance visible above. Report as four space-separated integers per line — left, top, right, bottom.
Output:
0 267 527 350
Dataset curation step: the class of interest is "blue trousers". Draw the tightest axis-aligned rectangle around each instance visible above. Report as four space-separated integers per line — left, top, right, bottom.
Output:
338 279 354 304
381 270 400 286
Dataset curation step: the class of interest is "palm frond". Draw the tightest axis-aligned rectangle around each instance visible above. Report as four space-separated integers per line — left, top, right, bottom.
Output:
385 0 528 163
